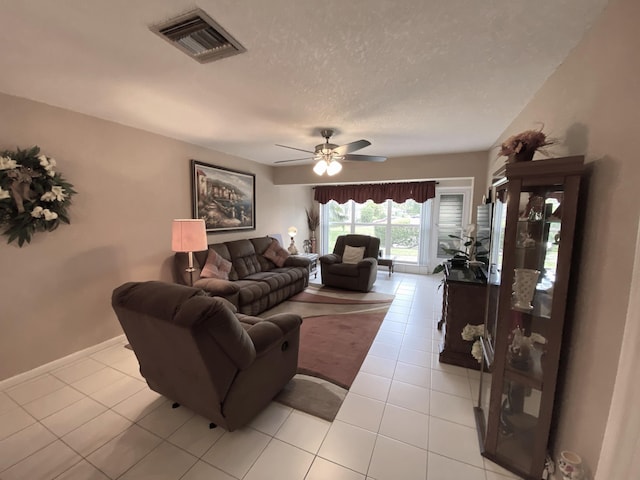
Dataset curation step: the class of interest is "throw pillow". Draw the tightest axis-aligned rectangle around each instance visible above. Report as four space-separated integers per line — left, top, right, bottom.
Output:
342 245 366 264
200 249 232 280
263 238 290 267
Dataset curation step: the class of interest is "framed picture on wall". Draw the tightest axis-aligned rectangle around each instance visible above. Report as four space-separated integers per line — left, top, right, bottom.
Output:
191 160 256 232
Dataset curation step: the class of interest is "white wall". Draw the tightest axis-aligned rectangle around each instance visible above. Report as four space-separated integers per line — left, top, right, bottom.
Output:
0 92 310 380
488 0 640 475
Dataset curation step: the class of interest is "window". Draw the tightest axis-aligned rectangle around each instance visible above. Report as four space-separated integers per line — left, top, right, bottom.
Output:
320 186 473 269
324 199 424 263
429 187 472 269
436 194 465 257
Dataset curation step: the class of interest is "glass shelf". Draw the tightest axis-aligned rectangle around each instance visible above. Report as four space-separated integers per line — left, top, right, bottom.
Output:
511 294 552 320
504 347 545 390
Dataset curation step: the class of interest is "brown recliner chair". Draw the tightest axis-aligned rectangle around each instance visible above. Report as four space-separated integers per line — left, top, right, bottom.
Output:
319 234 380 292
111 281 301 431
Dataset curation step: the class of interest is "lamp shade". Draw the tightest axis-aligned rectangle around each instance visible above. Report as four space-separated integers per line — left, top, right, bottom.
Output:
287 226 298 238
171 219 208 252
327 160 342 176
313 159 328 175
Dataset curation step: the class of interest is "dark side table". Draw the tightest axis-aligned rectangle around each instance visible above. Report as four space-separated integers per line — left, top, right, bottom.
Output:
297 253 319 278
377 256 395 276
438 262 487 370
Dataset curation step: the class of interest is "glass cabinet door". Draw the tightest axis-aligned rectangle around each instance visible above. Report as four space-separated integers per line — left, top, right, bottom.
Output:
494 187 564 472
484 184 508 362
476 183 507 433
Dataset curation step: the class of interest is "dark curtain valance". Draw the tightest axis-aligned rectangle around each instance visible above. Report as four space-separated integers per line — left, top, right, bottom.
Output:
314 181 436 205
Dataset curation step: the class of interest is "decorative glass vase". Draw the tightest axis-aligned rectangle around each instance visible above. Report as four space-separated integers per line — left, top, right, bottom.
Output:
512 268 540 310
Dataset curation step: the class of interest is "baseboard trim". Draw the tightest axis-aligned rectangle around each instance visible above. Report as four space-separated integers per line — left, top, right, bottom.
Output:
0 334 126 390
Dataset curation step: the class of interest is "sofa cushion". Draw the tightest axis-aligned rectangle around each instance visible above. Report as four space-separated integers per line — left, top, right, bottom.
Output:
343 245 366 264
262 239 290 267
234 280 271 306
193 278 240 296
201 249 233 280
270 266 308 282
326 263 361 277
227 239 262 279
245 272 290 290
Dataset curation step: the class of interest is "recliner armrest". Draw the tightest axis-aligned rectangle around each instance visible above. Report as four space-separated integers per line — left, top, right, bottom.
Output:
242 313 302 357
264 313 303 336
357 257 378 268
212 296 238 313
319 253 341 264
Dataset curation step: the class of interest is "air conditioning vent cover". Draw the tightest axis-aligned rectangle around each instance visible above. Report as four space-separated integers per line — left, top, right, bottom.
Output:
151 9 245 63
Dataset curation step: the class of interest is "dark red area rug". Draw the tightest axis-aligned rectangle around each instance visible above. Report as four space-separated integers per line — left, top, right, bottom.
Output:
298 310 388 389
261 286 394 389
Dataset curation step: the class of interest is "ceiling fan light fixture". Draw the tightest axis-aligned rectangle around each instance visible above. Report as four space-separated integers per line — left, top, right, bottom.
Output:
313 159 328 175
275 128 386 166
327 160 342 176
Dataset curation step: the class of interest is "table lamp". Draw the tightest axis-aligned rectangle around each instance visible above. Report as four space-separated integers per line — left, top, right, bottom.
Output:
171 219 208 286
287 226 298 254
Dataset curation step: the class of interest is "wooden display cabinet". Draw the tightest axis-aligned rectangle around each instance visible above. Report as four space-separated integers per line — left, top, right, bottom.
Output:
474 156 584 479
438 262 487 370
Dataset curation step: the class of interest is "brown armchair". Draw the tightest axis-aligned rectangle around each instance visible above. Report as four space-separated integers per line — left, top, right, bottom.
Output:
111 281 301 431
319 234 380 292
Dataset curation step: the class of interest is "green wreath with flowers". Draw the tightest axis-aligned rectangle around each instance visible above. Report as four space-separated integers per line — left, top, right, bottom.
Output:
0 146 77 247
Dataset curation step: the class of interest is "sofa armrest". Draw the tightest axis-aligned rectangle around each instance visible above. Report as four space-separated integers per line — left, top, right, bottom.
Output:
319 253 341 265
243 313 302 357
193 278 241 297
284 256 311 268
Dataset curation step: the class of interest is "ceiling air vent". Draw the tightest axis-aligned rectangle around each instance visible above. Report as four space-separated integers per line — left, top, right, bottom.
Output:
151 9 246 64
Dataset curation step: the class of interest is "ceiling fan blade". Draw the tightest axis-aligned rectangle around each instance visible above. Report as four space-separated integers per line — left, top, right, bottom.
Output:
344 154 387 162
275 144 315 154
274 156 313 164
332 139 371 155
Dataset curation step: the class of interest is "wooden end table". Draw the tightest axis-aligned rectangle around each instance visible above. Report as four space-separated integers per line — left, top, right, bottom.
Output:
297 253 319 278
377 256 395 276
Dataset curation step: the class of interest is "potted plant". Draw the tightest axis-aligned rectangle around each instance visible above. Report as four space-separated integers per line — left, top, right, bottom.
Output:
498 127 554 163
432 224 488 273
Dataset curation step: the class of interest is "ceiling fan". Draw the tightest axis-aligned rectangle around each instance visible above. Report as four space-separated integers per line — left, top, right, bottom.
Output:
275 129 386 175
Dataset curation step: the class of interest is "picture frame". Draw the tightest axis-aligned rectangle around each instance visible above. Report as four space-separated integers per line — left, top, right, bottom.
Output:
191 160 256 232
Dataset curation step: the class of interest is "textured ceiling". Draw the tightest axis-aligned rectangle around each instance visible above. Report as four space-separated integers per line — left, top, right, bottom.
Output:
0 0 609 165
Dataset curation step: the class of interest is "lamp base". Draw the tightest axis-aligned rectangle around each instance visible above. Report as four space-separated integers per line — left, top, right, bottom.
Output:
288 239 298 255
185 266 196 286
185 250 197 286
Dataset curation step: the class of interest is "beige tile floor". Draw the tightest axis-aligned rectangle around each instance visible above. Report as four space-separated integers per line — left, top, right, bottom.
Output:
0 272 522 479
